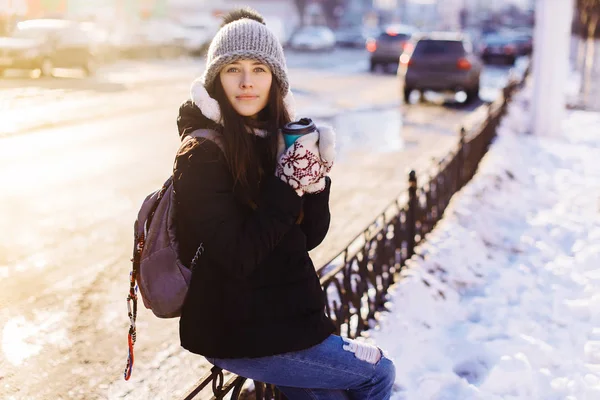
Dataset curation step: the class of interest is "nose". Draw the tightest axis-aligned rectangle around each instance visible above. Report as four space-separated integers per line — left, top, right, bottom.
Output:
240 71 253 89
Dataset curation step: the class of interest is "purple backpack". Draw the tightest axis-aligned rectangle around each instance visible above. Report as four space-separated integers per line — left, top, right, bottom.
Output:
124 129 222 380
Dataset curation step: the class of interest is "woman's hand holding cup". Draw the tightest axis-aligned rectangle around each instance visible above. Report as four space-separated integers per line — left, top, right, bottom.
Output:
275 131 323 196
275 118 336 196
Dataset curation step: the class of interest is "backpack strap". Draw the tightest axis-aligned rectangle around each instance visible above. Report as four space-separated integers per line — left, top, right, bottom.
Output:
173 129 224 173
184 128 224 152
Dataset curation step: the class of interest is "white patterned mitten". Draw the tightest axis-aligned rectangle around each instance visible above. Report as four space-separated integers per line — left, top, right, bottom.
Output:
303 125 336 194
341 337 382 365
275 131 323 196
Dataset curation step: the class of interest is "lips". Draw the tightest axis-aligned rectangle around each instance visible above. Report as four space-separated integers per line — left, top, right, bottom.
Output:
236 95 258 100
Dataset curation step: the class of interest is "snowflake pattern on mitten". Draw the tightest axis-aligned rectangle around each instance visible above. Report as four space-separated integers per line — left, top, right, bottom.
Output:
276 139 323 196
303 124 336 194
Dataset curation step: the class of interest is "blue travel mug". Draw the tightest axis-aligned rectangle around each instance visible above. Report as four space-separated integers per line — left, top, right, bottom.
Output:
282 118 317 149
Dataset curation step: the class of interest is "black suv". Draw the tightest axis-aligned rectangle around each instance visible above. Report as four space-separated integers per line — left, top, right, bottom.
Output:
398 32 482 104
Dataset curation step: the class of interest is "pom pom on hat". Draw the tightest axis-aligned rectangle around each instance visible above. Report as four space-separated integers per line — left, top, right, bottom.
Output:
220 7 265 27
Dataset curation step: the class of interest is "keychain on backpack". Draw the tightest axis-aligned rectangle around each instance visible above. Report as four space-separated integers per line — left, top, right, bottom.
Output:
124 271 137 381
124 234 143 381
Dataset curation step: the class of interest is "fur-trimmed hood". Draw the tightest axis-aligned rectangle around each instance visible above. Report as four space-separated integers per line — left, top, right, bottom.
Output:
177 98 218 140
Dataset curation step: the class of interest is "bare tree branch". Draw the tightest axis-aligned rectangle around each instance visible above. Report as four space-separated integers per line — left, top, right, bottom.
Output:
294 0 309 27
576 0 600 37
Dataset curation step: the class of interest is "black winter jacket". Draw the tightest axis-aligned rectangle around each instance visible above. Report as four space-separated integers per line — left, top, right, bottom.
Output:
174 101 336 358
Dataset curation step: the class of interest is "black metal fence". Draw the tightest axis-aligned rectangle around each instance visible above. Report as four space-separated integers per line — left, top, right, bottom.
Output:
180 73 526 400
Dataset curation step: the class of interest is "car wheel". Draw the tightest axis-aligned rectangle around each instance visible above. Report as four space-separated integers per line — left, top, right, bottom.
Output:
385 63 398 74
403 87 412 104
466 84 480 103
39 58 54 77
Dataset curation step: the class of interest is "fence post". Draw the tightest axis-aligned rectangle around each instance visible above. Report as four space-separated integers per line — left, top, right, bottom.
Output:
502 81 515 116
487 103 495 142
407 170 417 259
456 127 466 189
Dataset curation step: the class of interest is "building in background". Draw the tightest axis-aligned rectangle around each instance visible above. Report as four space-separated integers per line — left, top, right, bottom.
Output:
405 0 437 30
461 0 534 28
435 0 462 30
369 0 470 32
0 0 537 41
434 0 534 33
0 0 24 33
167 0 297 43
337 0 369 27
368 0 436 30
225 0 298 40
0 0 171 22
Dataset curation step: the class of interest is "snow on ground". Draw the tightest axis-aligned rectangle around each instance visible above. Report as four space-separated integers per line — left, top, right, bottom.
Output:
366 79 600 399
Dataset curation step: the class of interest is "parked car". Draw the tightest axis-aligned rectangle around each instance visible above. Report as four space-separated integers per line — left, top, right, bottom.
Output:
511 33 533 55
367 24 417 72
480 33 518 64
79 21 118 63
0 19 98 77
398 32 482 104
288 26 336 51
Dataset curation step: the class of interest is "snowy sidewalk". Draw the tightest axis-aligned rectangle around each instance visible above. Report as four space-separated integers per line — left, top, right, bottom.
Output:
368 82 600 398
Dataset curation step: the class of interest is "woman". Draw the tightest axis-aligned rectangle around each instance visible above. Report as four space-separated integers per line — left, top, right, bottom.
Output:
174 8 396 399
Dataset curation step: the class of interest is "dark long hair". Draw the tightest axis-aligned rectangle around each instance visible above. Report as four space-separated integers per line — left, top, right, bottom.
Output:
210 77 291 203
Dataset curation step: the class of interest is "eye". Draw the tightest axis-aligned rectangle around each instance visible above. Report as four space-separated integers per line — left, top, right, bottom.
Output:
226 67 239 73
254 66 267 73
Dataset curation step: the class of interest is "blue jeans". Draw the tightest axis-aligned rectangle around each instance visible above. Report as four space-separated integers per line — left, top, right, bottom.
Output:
206 335 396 400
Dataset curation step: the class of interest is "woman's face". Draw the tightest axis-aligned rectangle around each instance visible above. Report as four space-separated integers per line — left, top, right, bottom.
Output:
219 59 273 118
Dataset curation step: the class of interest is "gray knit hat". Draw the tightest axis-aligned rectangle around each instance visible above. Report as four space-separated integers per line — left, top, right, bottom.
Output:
202 10 289 95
